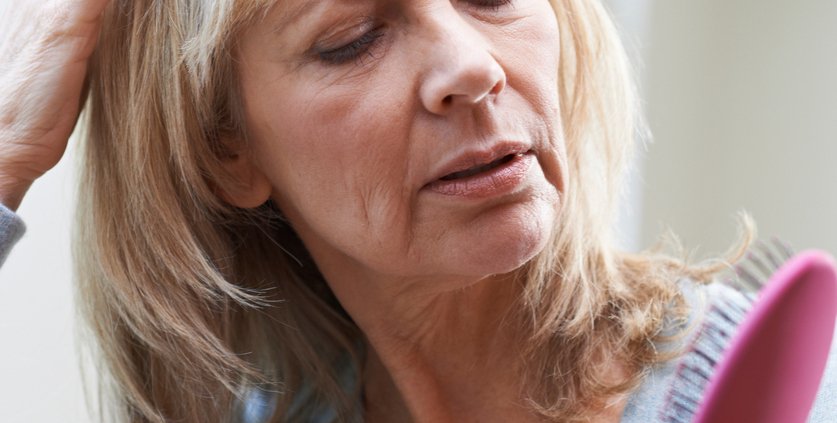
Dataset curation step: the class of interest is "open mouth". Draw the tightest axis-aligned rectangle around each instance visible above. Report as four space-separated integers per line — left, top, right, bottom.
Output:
439 153 521 181
425 148 534 198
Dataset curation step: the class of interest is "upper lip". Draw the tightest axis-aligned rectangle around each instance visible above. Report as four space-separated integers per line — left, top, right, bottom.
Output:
425 141 532 185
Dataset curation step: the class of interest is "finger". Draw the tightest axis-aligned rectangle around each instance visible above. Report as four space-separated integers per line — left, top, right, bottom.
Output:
32 0 114 64
48 0 113 26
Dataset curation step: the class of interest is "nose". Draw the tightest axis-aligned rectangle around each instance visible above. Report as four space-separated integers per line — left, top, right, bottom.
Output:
418 13 507 115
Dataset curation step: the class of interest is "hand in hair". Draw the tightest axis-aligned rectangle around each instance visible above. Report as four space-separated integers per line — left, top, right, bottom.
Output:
0 0 111 211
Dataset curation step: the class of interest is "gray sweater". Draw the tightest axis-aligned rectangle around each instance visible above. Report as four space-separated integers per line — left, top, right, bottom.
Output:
0 203 24 267
1 202 835 422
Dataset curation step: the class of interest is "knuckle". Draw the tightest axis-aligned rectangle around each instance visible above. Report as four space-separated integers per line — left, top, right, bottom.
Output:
37 1 100 48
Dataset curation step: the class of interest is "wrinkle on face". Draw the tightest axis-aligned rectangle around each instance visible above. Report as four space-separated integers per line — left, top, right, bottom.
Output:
236 0 564 286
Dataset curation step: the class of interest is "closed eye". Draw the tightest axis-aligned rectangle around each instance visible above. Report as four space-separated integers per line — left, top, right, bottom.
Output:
465 0 515 12
314 0 515 67
316 28 385 66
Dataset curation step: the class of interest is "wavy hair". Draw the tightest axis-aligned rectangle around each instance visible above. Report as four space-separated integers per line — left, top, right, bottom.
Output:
75 0 750 422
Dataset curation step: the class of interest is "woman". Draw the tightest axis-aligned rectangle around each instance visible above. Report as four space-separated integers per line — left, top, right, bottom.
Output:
0 0 834 422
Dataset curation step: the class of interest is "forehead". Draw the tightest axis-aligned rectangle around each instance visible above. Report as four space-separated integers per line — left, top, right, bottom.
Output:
268 0 323 29
264 0 413 31
267 0 381 31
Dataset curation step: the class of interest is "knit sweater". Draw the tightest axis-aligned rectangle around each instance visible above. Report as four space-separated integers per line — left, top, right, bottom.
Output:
0 203 25 268
1 202 835 422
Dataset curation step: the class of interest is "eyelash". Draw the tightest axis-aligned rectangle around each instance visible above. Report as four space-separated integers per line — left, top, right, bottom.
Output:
317 28 386 66
468 0 515 12
316 0 515 66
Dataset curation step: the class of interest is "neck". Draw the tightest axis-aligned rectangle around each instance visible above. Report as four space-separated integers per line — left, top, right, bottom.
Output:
300 236 629 422
327 268 537 422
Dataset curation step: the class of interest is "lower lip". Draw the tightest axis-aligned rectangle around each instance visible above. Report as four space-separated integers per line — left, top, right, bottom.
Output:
424 153 534 199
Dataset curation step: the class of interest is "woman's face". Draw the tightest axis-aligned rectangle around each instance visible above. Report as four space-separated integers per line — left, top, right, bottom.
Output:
236 0 565 286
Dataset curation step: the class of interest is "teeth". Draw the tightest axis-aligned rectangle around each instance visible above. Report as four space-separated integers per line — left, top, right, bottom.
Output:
440 154 516 181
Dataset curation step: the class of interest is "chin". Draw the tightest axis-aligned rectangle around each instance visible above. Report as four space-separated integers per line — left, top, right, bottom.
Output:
450 197 557 277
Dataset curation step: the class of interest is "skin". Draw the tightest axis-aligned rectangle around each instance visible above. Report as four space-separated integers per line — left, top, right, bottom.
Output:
234 0 566 284
0 0 111 211
230 0 627 421
0 0 626 420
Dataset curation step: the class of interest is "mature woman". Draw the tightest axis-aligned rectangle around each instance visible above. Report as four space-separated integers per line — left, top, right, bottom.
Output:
0 0 834 422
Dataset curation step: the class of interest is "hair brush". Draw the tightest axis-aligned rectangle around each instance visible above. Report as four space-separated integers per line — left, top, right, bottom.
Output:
660 239 837 423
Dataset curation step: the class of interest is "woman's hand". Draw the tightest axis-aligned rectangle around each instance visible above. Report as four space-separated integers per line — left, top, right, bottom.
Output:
0 0 111 211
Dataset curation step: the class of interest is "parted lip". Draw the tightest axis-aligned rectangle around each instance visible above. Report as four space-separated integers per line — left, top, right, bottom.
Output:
424 141 533 187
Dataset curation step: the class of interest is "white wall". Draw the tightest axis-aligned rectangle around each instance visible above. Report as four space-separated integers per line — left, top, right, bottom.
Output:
640 0 837 258
0 135 89 422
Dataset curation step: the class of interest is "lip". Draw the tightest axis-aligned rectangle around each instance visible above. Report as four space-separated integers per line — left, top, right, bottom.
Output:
422 141 534 199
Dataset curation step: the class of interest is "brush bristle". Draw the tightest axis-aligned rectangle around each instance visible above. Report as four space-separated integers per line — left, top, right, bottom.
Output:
660 289 755 422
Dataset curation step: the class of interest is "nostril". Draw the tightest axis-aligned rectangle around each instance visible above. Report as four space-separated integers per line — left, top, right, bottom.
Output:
442 95 453 105
490 79 504 96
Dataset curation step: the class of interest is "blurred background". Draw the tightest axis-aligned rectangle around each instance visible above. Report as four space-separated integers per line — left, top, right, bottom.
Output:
610 0 837 256
1 1 836 421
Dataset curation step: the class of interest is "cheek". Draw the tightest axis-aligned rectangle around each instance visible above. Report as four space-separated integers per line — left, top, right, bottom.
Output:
505 10 561 110
512 8 564 190
248 75 418 254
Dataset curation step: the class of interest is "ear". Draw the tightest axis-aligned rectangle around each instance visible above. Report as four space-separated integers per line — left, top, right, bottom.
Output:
216 139 273 209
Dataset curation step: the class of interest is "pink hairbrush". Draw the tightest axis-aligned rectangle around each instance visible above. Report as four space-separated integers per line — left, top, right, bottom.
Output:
661 239 837 423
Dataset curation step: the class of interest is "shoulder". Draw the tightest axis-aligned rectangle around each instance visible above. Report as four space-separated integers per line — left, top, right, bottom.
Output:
620 279 727 422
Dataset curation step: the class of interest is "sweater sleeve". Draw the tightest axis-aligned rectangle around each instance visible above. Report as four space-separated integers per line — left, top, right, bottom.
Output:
0 202 25 267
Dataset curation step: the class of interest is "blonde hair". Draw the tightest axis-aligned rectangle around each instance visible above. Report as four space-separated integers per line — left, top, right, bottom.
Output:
76 0 750 422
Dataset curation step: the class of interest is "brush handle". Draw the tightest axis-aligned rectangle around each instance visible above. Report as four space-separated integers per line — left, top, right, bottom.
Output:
695 251 837 423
